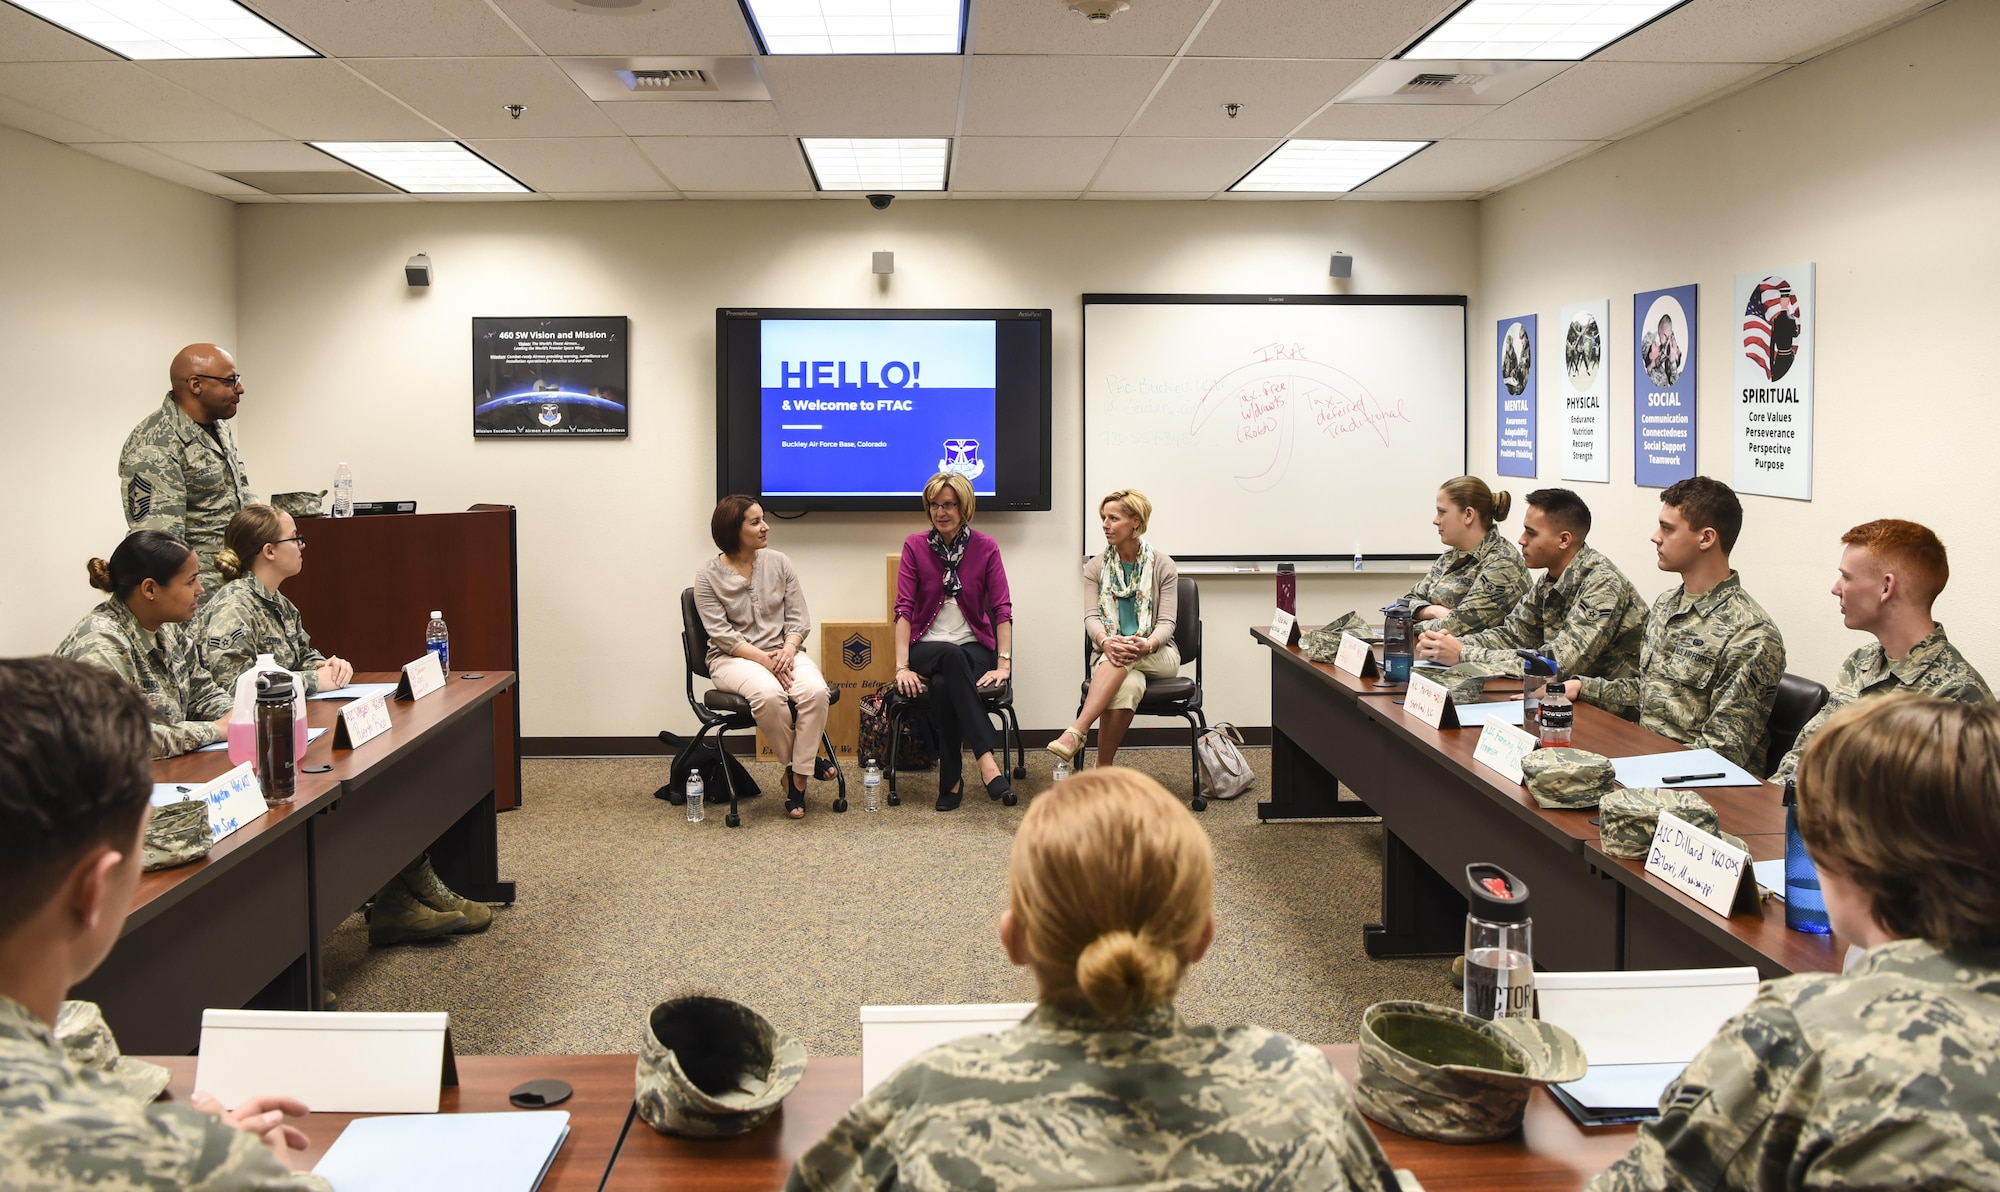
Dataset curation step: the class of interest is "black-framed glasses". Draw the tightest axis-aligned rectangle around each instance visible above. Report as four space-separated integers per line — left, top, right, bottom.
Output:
927 499 961 511
273 534 305 546
192 372 244 387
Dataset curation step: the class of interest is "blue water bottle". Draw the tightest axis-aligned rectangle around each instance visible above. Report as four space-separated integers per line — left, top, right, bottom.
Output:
1782 778 1831 934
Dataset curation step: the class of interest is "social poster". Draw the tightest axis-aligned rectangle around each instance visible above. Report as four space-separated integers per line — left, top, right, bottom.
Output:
1633 284 1697 488
1731 263 1814 500
1496 314 1536 477
471 316 629 437
1559 300 1610 482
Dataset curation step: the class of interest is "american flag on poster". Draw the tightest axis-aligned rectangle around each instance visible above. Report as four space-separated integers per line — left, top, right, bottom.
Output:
1741 276 1802 382
1731 263 1814 500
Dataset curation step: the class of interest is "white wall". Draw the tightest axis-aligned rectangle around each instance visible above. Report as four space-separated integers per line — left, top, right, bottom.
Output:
234 198 1478 737
0 126 237 655
1472 0 2000 691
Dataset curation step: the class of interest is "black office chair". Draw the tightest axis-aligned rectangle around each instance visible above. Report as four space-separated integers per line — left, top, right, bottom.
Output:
668 587 846 827
1765 671 1831 777
1077 575 1208 811
886 659 1026 806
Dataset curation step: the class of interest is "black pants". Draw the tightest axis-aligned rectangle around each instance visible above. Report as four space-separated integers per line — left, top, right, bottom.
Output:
908 640 998 790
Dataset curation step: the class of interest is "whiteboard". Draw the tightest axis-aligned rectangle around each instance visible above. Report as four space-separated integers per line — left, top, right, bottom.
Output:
1082 295 1467 561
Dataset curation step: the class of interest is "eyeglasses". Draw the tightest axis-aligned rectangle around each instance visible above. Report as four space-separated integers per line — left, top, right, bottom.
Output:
192 373 244 387
273 534 305 546
927 500 960 511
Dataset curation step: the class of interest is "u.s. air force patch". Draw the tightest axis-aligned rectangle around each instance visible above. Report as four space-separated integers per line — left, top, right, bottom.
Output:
126 474 153 521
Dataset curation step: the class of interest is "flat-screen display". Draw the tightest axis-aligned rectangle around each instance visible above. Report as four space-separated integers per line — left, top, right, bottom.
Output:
716 308 1052 511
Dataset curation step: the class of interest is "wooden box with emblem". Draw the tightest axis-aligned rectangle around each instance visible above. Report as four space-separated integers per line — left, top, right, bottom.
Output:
757 619 896 760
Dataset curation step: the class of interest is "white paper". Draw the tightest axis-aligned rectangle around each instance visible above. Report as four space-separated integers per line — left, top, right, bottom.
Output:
151 783 197 807
308 682 399 702
1557 1063 1687 1111
314 1112 569 1192
197 1009 451 1114
197 728 325 754
1454 701 1527 727
1608 748 1760 788
1752 859 1786 899
861 1003 1034 1095
1536 968 1758 1066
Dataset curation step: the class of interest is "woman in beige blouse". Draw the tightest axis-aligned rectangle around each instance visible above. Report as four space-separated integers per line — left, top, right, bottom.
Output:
695 495 828 819
1048 489 1179 769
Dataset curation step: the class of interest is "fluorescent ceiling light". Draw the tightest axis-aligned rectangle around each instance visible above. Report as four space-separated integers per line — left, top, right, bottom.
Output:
310 142 528 195
1231 140 1431 194
5 0 315 59
801 137 949 191
742 0 964 54
1403 0 1692 61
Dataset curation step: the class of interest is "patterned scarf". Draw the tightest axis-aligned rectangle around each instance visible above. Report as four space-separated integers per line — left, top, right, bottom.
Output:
928 525 971 599
1097 541 1156 640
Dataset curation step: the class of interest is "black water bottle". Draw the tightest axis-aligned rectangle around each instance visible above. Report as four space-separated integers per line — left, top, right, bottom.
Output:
1380 600 1414 684
255 670 297 805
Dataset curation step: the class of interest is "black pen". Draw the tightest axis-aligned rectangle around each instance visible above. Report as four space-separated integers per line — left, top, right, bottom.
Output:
1662 771 1724 783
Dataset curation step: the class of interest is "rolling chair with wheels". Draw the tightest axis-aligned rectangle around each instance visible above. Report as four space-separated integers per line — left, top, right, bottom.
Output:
1765 672 1831 778
1076 575 1209 811
886 664 1026 806
667 587 846 827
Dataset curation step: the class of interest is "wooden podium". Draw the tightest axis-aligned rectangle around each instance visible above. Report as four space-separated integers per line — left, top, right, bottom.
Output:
284 506 524 810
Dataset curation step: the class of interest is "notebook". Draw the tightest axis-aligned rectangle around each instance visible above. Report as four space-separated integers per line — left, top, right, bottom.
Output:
1536 967 1759 1126
313 1111 569 1192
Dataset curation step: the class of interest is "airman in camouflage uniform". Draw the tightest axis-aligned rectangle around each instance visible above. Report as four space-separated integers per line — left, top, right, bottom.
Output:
54 598 230 757
786 1003 1398 1192
1576 572 1786 773
119 347 255 602
1771 623 1991 781
1452 544 1646 680
195 575 329 695
1587 938 2000 1190
1404 527 1533 636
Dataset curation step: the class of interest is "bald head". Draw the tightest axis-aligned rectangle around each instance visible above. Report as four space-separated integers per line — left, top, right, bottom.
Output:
169 344 242 423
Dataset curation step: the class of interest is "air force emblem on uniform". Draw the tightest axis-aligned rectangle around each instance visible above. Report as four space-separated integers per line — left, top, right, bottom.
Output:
843 633 871 671
126 474 153 521
538 401 562 428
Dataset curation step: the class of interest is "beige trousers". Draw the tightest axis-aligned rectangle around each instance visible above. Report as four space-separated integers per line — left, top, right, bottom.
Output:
709 652 829 776
1095 642 1182 711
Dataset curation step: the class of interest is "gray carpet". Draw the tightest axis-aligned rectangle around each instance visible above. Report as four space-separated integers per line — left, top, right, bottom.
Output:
321 748 1455 1056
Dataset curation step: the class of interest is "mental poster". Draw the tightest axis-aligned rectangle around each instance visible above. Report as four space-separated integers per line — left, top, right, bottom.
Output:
1496 314 1536 478
1633 284 1697 488
1559 300 1609 483
1732 263 1814 500
472 316 629 437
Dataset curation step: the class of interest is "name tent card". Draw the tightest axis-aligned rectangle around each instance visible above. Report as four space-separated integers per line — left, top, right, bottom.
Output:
196 1009 457 1114
1473 719 1540 784
1645 811 1760 917
1402 672 1461 729
1269 609 1301 647
195 762 268 843
334 691 392 750
1333 633 1379 678
396 652 446 701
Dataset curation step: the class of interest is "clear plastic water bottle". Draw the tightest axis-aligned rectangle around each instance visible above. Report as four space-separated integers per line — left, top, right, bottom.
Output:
1782 778 1830 933
1538 677 1573 747
425 611 449 673
331 462 354 519
686 770 705 823
862 758 882 812
1052 758 1071 782
1463 863 1535 1021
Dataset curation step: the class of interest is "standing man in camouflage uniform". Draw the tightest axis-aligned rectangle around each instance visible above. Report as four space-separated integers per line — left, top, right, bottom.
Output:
1566 477 1785 772
1588 694 2000 1190
1416 488 1646 680
1770 519 1991 781
120 344 254 602
0 656 328 1191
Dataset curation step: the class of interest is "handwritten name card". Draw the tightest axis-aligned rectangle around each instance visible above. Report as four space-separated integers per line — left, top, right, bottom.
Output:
334 691 392 750
1333 633 1379 679
396 652 446 701
195 762 268 843
1473 719 1540 784
1645 811 1758 917
1402 672 1461 729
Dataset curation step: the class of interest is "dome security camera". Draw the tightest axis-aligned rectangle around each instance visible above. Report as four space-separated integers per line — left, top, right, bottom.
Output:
866 193 894 210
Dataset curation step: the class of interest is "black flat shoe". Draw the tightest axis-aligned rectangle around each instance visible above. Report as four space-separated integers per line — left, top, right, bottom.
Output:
936 783 963 812
786 779 807 819
985 774 1016 807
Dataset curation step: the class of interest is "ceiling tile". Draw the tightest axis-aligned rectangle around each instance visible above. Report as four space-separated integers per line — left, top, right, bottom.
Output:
1597 0 1933 64
0 2 119 62
243 0 535 56
1354 138 1598 193
1293 102 1496 140
1090 137 1276 192
760 55 962 136
601 100 786 136
349 57 622 139
1456 61 1772 141
73 142 260 195
142 59 441 140
1081 191 1215 200
148 140 350 171
634 136 813 191
1191 0 1459 58
961 55 1168 136
951 136 1114 190
0 63 280 141
0 93 117 141
1127 58 1372 138
468 136 675 192
973 0 1212 54
488 0 756 55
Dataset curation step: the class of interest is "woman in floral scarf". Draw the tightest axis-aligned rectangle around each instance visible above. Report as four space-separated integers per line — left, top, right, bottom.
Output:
1048 489 1179 769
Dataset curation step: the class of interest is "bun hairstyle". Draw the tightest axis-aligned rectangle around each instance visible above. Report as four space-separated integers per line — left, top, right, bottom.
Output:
86 531 192 601
1439 476 1510 530
217 504 285 582
1008 767 1214 1021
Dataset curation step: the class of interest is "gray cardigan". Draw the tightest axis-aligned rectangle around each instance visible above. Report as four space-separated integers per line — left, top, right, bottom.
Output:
1082 549 1179 651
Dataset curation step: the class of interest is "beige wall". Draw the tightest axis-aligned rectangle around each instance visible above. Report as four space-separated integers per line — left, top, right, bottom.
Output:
0 126 237 656
234 198 1477 738
1472 0 1999 693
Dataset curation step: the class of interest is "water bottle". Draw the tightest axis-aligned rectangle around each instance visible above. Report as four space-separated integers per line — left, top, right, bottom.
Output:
1051 758 1071 782
1463 863 1535 1020
1538 675 1573 747
862 758 882 811
1782 778 1831 933
1379 600 1413 684
1276 563 1296 615
686 770 705 823
1352 551 1363 572
1516 650 1555 728
331 462 354 519
425 611 449 673
254 671 298 805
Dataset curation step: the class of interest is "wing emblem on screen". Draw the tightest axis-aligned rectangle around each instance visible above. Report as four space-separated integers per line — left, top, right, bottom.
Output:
938 438 985 480
538 402 562 428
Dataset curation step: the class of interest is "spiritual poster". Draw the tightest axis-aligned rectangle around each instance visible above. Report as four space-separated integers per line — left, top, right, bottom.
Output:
472 316 629 437
1496 314 1536 477
1559 300 1610 483
1731 264 1814 500
1633 284 1697 488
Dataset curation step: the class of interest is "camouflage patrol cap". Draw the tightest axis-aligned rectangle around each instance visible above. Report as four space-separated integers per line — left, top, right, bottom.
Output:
1519 747 1616 809
269 490 326 519
1437 660 1520 703
1599 787 1717 859
636 996 806 1139
1300 612 1375 662
142 799 212 872
1355 1001 1587 1143
56 1001 172 1105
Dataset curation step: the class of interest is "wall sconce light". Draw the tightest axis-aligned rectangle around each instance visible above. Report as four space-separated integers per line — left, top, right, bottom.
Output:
1329 252 1352 279
872 251 895 275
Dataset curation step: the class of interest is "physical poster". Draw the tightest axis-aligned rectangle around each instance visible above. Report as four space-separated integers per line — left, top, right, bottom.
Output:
1496 314 1536 478
472 316 629 437
1731 264 1814 500
1633 285 1697 488
1559 300 1610 482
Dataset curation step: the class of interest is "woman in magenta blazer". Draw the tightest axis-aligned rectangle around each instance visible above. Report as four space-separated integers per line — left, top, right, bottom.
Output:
893 471 1014 811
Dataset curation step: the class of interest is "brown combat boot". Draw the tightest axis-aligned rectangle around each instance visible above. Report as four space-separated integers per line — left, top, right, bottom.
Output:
366 880 469 946
400 856 494 933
